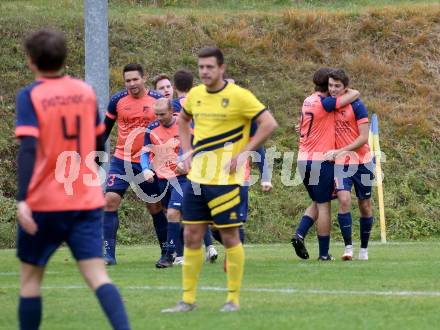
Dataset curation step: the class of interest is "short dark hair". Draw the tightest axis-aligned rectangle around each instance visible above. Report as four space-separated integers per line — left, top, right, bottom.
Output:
198 47 224 66
152 74 170 89
328 69 349 87
173 69 193 92
25 29 67 71
313 67 333 92
123 63 144 77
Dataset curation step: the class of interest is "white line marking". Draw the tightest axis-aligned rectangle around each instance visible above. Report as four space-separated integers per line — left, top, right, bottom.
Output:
1 285 440 297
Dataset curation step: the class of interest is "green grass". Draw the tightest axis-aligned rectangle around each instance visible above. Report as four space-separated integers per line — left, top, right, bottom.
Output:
1 243 440 329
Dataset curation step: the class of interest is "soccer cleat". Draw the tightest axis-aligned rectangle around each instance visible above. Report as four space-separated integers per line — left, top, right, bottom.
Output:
220 301 240 312
317 254 335 261
358 248 369 260
161 301 197 313
341 245 353 261
173 256 184 265
206 245 218 263
155 254 174 268
291 234 309 259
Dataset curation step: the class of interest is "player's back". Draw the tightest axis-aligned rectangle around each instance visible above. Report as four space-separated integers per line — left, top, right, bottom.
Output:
298 92 335 161
16 76 105 211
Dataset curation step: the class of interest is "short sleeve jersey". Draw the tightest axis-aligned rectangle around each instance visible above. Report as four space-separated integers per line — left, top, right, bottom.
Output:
334 99 371 164
144 116 181 179
15 76 105 211
172 96 186 113
106 89 162 163
298 92 335 161
184 82 266 185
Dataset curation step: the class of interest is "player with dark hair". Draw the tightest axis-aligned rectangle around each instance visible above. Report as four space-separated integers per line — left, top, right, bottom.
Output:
153 74 174 100
16 28 130 330
172 69 193 113
102 63 168 266
162 47 278 313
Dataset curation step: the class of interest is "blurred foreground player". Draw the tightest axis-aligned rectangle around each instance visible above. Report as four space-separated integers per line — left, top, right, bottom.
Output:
15 29 130 330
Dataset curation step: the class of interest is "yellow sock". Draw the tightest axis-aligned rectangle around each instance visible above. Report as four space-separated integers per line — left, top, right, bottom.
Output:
225 243 244 306
182 246 204 304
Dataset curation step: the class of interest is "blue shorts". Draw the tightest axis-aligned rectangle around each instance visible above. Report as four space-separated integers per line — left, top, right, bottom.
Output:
106 156 160 198
238 186 249 221
182 181 242 228
297 160 334 203
335 163 374 200
17 208 103 267
158 176 188 211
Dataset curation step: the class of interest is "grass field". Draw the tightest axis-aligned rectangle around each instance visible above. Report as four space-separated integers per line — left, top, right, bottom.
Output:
1 242 440 329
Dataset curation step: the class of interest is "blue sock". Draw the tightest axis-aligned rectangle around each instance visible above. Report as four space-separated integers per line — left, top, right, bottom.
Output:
166 222 181 256
96 283 130 330
212 229 222 244
296 215 314 239
360 217 374 248
204 227 213 246
176 227 184 257
103 211 119 259
318 235 330 258
239 225 245 244
19 296 42 330
337 212 353 246
152 211 168 254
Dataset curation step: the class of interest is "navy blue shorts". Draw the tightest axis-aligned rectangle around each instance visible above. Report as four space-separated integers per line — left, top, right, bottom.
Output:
297 160 335 203
238 186 249 221
335 163 374 200
17 208 103 267
182 181 242 228
158 176 188 211
106 156 160 198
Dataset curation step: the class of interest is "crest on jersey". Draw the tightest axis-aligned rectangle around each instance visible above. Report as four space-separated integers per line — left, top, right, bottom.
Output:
196 100 202 106
221 98 230 108
230 212 237 220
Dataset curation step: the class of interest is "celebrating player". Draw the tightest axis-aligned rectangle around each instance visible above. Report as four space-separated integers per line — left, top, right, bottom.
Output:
162 47 278 313
15 29 130 330
102 64 168 266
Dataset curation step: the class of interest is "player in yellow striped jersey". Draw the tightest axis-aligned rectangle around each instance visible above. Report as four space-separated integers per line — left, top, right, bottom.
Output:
162 47 278 313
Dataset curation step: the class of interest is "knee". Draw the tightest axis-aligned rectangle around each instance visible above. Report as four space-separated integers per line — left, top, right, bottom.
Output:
338 195 351 212
359 199 373 217
183 226 203 249
104 193 121 211
146 202 162 215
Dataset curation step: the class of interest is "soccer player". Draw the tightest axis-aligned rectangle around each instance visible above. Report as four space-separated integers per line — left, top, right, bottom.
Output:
162 47 278 313
15 29 130 330
103 64 168 266
324 69 374 261
141 98 187 268
171 68 219 264
153 74 174 100
291 68 359 261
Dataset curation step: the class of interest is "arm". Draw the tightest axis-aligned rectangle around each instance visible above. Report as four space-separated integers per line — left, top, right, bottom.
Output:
141 130 155 182
256 146 272 192
178 110 193 173
337 123 369 153
321 89 360 112
103 116 116 142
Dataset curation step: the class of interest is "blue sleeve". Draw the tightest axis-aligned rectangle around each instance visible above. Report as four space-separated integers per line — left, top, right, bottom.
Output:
172 98 182 113
107 90 128 118
17 136 37 201
320 96 337 113
256 147 271 182
351 99 368 121
141 130 152 171
16 86 39 129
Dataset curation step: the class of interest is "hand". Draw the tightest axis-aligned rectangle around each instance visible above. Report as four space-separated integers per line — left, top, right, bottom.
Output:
143 169 155 183
17 201 37 235
324 149 338 161
224 152 248 174
175 161 187 175
261 181 273 192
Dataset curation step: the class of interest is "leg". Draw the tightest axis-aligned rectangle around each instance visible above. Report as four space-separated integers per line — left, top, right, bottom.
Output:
146 201 168 257
219 226 243 310
19 263 44 330
337 190 354 260
156 208 181 268
358 198 374 259
78 259 130 330
103 192 122 265
204 227 218 263
316 201 333 260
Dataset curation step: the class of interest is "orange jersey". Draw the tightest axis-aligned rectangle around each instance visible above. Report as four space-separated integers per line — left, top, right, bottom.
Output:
334 99 371 165
106 89 162 162
15 76 105 211
298 92 335 161
143 116 181 179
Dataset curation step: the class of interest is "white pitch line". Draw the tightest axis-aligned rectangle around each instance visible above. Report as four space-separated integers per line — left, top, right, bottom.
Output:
1 285 440 297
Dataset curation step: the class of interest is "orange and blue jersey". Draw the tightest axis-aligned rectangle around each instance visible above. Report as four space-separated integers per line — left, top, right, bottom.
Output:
141 116 181 179
172 96 186 113
106 88 162 163
15 76 105 211
334 99 371 164
298 92 335 161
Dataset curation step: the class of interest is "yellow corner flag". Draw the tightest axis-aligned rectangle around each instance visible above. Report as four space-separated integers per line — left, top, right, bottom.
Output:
369 114 386 243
